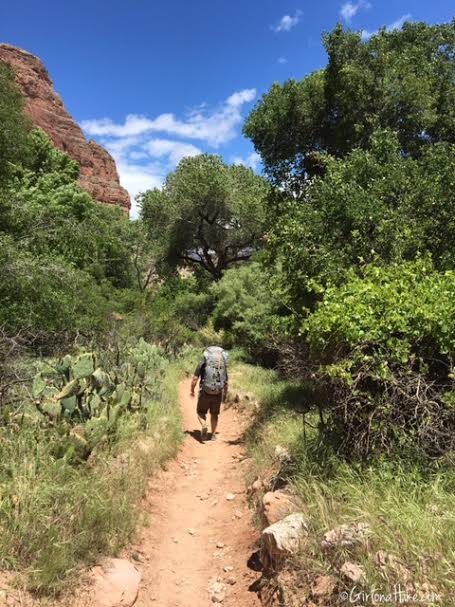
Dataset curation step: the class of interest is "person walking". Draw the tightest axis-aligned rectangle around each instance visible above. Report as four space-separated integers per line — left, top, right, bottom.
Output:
190 346 228 441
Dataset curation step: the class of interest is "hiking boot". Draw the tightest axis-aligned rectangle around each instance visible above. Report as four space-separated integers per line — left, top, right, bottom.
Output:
201 425 208 441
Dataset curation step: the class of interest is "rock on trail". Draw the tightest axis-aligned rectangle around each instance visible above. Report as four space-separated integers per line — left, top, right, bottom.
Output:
90 559 141 607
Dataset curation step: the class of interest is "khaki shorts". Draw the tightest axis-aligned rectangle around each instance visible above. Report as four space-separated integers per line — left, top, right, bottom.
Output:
197 391 222 418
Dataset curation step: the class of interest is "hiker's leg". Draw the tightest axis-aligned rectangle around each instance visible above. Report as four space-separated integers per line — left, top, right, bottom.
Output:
197 394 209 435
210 413 218 435
209 395 222 436
197 412 207 427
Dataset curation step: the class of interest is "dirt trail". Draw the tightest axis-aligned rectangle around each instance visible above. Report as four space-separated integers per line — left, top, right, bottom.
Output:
130 380 261 606
0 380 261 607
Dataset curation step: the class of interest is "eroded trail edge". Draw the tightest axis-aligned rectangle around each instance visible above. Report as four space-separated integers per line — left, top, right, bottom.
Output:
131 380 260 607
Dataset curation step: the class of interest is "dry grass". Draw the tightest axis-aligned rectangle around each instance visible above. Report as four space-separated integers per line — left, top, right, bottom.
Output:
232 361 455 603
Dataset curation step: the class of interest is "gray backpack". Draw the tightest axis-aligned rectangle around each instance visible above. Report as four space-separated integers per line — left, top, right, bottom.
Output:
202 346 228 395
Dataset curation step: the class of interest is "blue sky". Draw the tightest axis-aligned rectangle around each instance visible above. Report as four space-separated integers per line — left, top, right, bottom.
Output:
1 1 453 216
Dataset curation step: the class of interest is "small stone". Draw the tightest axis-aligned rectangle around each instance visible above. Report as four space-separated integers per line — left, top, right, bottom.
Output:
340 561 366 584
211 499 219 507
172 538 179 543
260 513 308 570
131 551 143 562
188 528 196 536
225 493 236 501
226 576 236 585
216 542 225 549
321 521 370 551
251 479 264 493
223 566 234 572
91 558 141 607
262 490 296 526
311 575 337 598
209 580 226 603
233 510 243 519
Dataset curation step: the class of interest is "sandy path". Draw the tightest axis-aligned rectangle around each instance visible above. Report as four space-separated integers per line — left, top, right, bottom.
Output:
130 380 260 607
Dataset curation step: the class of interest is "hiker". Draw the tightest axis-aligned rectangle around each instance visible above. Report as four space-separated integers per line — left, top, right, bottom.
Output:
190 346 228 441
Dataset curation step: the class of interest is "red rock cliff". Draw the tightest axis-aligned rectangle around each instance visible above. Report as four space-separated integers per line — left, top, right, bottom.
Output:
0 44 130 213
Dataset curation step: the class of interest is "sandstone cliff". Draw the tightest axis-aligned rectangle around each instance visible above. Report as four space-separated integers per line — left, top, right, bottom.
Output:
0 44 130 213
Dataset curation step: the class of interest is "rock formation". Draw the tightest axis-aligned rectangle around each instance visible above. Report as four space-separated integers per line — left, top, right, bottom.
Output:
0 44 130 213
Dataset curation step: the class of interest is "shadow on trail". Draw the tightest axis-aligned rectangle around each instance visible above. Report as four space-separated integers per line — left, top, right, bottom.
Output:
225 437 245 446
184 429 205 444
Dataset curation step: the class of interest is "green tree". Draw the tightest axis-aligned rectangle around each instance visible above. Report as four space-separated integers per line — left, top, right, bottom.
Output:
244 20 455 190
140 154 269 280
267 130 455 311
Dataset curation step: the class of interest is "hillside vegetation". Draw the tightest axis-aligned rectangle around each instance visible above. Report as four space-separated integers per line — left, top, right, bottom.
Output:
0 18 454 602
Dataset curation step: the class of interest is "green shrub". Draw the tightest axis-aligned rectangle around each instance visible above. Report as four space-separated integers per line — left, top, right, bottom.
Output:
302 259 455 458
210 261 282 362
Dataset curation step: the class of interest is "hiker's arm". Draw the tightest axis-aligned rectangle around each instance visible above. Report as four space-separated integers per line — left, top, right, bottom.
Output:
190 361 203 397
190 375 198 397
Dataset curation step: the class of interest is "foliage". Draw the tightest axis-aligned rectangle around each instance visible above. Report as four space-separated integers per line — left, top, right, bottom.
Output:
144 275 213 352
267 130 455 310
244 20 455 190
302 259 455 458
140 154 269 280
0 236 110 338
232 361 455 601
0 340 182 594
210 261 282 361
0 130 150 350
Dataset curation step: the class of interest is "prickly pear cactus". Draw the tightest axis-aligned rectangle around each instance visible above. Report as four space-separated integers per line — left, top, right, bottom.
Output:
30 340 168 458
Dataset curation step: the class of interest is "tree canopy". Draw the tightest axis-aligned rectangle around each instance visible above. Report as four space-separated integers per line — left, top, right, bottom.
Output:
244 20 455 191
140 154 269 280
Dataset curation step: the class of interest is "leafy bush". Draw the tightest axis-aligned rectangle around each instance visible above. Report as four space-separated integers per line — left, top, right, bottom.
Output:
267 131 455 310
302 259 455 458
145 275 213 352
210 262 282 362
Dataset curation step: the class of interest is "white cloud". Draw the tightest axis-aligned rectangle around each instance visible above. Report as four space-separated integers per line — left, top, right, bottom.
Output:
361 12 411 40
81 88 257 218
361 29 374 40
226 88 256 107
277 57 288 64
116 161 165 219
143 139 201 165
388 13 411 32
81 88 256 148
340 1 371 23
232 152 261 172
271 10 302 33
